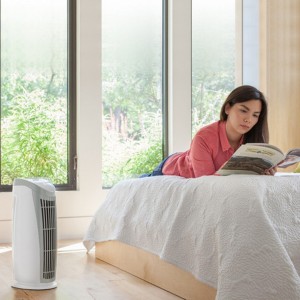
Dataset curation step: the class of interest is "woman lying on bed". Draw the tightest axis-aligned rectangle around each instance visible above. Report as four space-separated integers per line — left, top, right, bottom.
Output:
141 85 277 178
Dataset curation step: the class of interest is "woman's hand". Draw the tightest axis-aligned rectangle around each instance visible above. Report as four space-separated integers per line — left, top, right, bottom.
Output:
264 166 277 176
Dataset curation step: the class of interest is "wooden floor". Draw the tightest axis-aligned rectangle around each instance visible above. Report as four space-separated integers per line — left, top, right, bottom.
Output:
0 240 182 300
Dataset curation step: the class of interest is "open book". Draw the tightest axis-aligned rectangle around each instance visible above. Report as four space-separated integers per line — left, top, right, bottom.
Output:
216 143 300 175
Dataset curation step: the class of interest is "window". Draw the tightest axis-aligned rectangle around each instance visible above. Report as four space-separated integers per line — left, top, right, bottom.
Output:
0 0 76 191
102 0 166 187
192 0 236 135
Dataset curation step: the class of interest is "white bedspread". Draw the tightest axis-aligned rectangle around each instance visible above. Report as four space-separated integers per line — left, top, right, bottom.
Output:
83 175 300 300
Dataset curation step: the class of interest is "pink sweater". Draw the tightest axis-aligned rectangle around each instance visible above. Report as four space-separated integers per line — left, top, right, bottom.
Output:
162 121 242 178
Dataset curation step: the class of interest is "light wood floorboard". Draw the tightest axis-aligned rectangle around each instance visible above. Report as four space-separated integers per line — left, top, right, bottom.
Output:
0 240 182 300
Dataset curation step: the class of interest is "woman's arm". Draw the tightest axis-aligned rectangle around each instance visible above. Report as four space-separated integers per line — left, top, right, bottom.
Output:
189 135 217 177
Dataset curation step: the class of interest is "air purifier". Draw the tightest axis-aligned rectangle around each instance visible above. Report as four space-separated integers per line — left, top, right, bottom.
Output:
12 178 57 290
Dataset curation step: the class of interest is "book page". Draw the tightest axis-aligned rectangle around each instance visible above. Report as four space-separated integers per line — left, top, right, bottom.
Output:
278 148 300 168
217 156 274 175
234 144 284 165
244 143 284 155
286 148 300 156
217 144 284 175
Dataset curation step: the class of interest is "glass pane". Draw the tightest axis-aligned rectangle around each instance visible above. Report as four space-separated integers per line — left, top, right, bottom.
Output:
192 0 236 135
102 0 163 187
0 0 69 185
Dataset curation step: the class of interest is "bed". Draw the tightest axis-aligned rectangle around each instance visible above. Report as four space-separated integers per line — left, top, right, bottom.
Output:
83 174 300 300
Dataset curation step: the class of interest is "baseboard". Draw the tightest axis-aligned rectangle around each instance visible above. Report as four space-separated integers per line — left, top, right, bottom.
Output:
0 216 93 243
0 220 12 243
57 216 93 240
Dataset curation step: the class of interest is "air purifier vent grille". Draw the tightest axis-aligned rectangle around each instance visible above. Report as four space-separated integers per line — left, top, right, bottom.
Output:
40 197 57 280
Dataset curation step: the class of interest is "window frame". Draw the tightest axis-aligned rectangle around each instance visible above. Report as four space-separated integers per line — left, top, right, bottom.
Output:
162 0 169 158
101 0 168 187
0 0 77 192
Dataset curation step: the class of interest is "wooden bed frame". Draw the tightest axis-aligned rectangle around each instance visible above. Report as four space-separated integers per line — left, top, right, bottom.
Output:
95 241 216 300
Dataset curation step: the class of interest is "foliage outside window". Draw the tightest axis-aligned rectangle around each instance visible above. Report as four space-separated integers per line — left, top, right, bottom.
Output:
0 0 76 190
192 0 236 135
102 0 164 187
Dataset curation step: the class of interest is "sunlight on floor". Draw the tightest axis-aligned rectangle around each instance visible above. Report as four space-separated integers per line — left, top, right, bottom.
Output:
58 242 93 253
0 242 94 254
0 246 12 254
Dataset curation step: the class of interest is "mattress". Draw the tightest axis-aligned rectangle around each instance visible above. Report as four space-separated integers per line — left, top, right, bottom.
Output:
84 174 300 299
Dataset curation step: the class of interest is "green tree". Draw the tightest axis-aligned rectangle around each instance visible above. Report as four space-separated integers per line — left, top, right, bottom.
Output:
1 86 67 185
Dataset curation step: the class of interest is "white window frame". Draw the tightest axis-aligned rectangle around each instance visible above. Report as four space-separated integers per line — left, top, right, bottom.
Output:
0 0 105 242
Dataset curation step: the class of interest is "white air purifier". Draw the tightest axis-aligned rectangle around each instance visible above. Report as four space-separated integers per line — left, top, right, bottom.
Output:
12 178 57 290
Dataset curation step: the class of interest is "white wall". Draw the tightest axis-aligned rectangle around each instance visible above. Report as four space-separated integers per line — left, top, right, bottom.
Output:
242 0 260 86
168 0 192 153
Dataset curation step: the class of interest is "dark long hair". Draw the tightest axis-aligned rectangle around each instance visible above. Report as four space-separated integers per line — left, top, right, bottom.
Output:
220 85 269 143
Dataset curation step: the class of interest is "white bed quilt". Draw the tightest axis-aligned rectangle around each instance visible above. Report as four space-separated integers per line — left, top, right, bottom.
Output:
83 175 300 300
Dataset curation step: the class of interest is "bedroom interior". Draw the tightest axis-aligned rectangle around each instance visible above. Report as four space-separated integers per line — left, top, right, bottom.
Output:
1 0 300 299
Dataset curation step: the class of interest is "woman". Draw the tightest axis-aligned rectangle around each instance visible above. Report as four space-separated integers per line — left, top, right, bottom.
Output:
142 85 276 178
